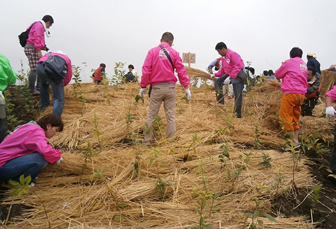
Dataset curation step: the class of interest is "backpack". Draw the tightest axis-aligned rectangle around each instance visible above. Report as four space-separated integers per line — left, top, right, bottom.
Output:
42 53 68 83
18 22 37 47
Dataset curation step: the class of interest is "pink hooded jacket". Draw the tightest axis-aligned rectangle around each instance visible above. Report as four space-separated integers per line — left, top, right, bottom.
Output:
214 49 244 79
0 122 61 167
26 22 45 51
38 52 73 86
275 57 308 95
325 85 336 101
140 42 189 88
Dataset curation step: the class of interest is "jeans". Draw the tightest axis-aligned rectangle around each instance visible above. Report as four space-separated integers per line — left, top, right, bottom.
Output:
331 124 336 173
233 82 244 118
0 152 48 184
215 75 229 104
301 96 318 116
37 63 65 118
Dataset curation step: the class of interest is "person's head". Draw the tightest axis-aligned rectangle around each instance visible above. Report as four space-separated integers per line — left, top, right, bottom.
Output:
128 64 134 70
307 53 316 60
100 63 106 68
37 113 64 139
307 67 316 81
42 15 54 28
161 32 174 47
263 70 268 76
290 47 303 58
215 42 228 57
268 69 274 75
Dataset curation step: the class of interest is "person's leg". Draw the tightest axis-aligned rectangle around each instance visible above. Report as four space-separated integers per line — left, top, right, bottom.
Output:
215 75 228 104
24 47 38 92
36 64 50 110
232 82 244 118
292 94 304 145
330 123 336 174
0 152 48 184
49 80 64 118
143 85 164 144
163 85 176 138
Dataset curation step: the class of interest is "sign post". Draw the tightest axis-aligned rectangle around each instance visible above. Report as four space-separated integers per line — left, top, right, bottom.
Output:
182 52 196 67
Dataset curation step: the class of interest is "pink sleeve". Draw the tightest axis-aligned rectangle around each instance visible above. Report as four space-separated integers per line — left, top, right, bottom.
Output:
25 129 61 163
63 59 73 86
29 23 45 50
326 85 336 101
140 51 152 88
214 65 226 77
173 51 189 88
275 62 288 79
230 53 243 78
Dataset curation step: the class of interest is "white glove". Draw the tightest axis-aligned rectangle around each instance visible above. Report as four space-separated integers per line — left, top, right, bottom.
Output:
55 157 63 166
185 88 191 100
224 77 231 85
326 106 336 118
210 74 216 79
139 88 146 98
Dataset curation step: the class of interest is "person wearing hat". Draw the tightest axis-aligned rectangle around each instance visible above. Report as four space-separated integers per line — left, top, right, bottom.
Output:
23 15 54 95
307 52 321 74
0 54 17 142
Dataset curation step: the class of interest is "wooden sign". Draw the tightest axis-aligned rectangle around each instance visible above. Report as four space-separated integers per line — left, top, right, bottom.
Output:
182 52 196 67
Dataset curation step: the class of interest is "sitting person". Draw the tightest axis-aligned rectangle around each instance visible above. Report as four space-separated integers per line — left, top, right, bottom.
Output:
0 113 64 186
93 63 106 85
301 67 321 116
124 64 136 82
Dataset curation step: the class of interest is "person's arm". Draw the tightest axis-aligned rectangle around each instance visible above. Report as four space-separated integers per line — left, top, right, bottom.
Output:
207 59 217 71
29 23 45 56
174 53 190 89
229 53 243 78
274 61 288 79
63 57 73 86
140 51 153 88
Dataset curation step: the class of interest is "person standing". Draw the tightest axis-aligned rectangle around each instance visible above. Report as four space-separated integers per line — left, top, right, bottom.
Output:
139 32 191 145
36 51 73 118
93 63 106 85
301 67 321 116
24 15 54 95
275 47 308 150
324 86 336 181
0 54 17 142
306 53 321 74
212 42 247 118
124 64 136 82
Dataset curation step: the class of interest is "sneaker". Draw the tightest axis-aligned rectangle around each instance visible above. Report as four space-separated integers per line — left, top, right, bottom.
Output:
282 144 301 152
327 173 336 182
210 102 224 107
30 90 40 95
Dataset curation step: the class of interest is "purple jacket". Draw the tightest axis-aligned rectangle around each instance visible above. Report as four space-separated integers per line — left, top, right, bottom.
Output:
275 57 308 95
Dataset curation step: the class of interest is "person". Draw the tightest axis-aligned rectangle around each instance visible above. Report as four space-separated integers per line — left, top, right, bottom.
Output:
36 51 73 118
139 32 191 145
0 54 17 143
327 64 336 72
93 63 106 85
324 86 336 181
0 113 63 186
212 42 248 118
274 47 308 150
208 57 233 98
266 69 277 80
124 64 136 82
306 53 321 74
301 67 321 116
24 15 54 95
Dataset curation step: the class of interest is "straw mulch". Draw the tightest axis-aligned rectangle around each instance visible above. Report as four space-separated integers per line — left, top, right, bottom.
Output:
1 79 332 228
319 70 336 100
185 66 212 80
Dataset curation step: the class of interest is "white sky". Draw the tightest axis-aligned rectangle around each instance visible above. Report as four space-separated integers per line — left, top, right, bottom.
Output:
1 0 335 82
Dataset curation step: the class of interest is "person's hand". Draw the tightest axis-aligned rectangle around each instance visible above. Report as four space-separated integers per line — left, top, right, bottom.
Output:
55 157 63 166
185 88 191 100
139 88 146 98
37 50 42 59
326 106 336 118
210 74 216 79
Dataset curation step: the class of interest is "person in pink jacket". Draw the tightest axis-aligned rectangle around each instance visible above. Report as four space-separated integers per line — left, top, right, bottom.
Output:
37 51 73 118
0 113 63 186
139 32 191 145
24 15 54 95
275 47 308 151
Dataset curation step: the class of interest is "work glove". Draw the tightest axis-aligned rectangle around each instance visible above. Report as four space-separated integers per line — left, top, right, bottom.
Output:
139 88 146 98
55 157 63 166
326 106 336 118
185 88 191 100
210 74 216 79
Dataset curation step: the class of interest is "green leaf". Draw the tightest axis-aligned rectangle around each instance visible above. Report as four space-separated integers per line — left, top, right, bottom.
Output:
264 213 277 222
253 210 260 218
243 212 254 217
257 220 264 226
19 174 25 184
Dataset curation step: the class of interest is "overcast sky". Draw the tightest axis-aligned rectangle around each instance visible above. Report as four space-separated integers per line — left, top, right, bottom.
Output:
2 0 335 82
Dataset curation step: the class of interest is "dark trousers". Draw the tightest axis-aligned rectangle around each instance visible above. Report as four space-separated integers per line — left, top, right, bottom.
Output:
301 96 318 116
331 124 336 173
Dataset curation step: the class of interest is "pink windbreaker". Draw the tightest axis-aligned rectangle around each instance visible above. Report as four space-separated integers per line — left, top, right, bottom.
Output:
325 85 336 101
0 123 61 167
26 22 45 50
38 52 73 86
275 57 308 95
140 42 190 88
214 49 244 78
